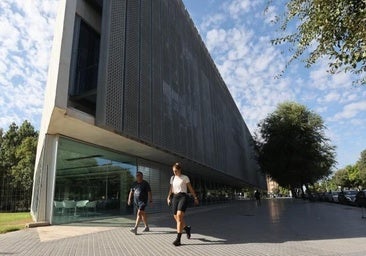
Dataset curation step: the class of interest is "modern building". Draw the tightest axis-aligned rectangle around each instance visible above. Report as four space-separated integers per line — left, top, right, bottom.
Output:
31 0 266 225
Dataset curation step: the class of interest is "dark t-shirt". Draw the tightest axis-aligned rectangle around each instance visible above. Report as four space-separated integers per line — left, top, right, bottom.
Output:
254 191 260 200
131 180 151 203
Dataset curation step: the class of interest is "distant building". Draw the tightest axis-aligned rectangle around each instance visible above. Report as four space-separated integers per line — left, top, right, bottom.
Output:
31 0 266 225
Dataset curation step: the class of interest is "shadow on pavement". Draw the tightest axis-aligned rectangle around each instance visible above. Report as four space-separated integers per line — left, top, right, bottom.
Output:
58 199 366 245
150 199 366 245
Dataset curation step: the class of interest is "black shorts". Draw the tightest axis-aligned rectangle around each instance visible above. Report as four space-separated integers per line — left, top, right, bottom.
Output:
135 200 147 211
172 193 188 214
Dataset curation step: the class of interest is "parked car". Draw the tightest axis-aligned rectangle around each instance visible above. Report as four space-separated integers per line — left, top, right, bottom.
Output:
355 190 366 207
346 190 358 202
323 191 335 202
331 191 340 203
338 190 358 206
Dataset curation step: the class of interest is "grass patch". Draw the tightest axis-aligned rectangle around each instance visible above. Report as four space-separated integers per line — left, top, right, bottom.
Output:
0 212 33 234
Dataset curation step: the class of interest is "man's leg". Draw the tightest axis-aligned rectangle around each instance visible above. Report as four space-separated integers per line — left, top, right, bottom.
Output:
135 210 142 227
130 205 141 235
140 210 150 231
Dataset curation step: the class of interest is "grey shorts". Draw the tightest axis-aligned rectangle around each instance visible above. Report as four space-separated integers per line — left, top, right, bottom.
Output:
135 200 147 211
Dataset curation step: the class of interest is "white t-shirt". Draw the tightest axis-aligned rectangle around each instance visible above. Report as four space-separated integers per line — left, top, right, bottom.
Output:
170 175 190 193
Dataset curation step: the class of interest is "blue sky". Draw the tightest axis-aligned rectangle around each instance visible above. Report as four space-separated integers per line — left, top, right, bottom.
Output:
0 0 365 171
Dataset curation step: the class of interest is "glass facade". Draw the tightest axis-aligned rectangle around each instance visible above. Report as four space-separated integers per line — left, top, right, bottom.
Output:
53 137 136 224
52 137 238 224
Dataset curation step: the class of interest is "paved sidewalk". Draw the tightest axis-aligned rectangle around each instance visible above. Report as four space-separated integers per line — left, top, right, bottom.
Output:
1 199 366 256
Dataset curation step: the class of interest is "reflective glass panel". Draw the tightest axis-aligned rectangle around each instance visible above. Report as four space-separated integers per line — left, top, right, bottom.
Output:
53 137 136 224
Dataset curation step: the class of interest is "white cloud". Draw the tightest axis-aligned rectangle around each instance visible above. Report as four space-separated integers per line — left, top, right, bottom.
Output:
201 2 299 135
227 0 251 17
0 0 59 130
315 106 328 114
0 0 364 169
341 93 358 103
206 28 228 52
225 0 261 19
195 0 365 169
323 92 341 103
253 47 277 72
199 13 226 31
332 101 366 121
349 118 365 126
308 58 353 92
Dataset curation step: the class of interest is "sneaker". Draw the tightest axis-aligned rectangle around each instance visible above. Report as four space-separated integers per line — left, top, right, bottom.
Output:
130 227 137 235
143 226 150 232
172 239 181 246
184 226 191 239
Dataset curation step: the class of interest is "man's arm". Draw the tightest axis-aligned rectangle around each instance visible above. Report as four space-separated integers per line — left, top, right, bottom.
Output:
148 191 153 203
127 190 133 205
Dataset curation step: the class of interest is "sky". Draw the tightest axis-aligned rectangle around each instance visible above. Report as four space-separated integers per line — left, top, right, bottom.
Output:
0 0 365 171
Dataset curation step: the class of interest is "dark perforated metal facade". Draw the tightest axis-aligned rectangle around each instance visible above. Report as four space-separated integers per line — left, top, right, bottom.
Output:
96 0 126 131
96 0 265 187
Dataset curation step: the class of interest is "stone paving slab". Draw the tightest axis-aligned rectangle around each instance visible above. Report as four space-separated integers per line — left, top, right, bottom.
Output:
1 199 366 256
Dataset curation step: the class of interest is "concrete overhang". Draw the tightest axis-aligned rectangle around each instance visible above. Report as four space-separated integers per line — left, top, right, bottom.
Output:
47 107 251 188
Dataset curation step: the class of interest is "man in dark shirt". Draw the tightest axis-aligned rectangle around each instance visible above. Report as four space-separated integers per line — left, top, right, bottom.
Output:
128 171 152 235
254 190 261 206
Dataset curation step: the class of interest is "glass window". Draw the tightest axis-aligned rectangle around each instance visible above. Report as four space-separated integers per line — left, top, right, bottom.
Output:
53 137 136 224
69 16 100 115
136 163 170 213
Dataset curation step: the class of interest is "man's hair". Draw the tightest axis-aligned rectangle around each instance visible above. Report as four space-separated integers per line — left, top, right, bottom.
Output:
136 171 143 176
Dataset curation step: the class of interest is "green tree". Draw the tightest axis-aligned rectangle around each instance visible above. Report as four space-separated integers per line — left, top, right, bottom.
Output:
357 150 366 187
11 121 38 190
254 102 336 196
332 166 353 188
1 123 19 211
0 123 18 171
0 121 38 211
0 128 4 206
347 164 361 188
357 150 366 170
331 150 366 189
358 150 366 170
321 177 339 192
278 186 290 196
10 137 38 191
270 0 366 85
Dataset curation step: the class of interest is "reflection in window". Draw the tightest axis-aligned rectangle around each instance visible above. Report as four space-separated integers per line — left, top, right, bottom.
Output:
53 137 136 224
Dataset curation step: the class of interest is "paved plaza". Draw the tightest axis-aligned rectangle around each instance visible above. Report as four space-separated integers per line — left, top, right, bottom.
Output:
1 198 366 256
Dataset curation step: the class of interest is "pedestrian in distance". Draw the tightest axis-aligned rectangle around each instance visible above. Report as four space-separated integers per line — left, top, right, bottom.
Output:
128 171 153 235
254 189 261 206
167 162 199 246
